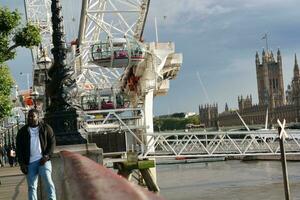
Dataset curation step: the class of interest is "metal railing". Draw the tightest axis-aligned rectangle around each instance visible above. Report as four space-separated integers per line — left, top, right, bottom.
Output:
140 130 300 158
0 123 21 147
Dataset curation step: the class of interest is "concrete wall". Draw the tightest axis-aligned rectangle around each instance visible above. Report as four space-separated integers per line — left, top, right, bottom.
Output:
38 143 103 200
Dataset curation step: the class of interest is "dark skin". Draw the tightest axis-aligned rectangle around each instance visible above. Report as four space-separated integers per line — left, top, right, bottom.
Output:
20 111 48 174
28 111 39 127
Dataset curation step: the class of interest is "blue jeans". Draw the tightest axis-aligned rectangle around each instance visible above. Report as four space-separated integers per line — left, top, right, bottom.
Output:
27 159 56 200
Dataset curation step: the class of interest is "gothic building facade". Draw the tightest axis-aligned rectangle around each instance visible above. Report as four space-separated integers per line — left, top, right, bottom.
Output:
199 50 300 128
199 104 218 127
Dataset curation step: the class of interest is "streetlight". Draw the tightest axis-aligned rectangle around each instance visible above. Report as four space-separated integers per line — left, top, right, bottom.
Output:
0 127 4 145
12 85 19 104
37 49 52 110
15 113 20 131
21 107 29 123
30 89 39 109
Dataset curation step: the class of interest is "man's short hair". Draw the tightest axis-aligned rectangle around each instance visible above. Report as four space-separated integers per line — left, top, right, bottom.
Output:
28 109 39 116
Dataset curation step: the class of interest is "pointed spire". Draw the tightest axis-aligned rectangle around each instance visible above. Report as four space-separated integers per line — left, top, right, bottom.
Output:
294 53 299 78
270 51 275 62
277 48 282 63
262 49 267 63
255 51 260 65
225 103 228 112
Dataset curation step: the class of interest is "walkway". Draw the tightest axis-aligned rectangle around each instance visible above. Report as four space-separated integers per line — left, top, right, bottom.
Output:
0 166 27 200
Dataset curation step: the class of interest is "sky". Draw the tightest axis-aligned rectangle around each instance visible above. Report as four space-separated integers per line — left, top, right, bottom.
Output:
2 0 300 116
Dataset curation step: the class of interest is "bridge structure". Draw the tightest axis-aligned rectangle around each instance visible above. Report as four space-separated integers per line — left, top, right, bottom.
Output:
140 130 300 158
82 112 300 159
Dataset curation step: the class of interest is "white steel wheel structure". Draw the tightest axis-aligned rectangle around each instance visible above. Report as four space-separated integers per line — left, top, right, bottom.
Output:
24 0 53 63
76 0 150 90
23 0 53 105
77 0 182 153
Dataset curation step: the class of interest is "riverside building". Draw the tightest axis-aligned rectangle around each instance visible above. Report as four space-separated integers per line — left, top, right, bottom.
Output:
199 50 300 128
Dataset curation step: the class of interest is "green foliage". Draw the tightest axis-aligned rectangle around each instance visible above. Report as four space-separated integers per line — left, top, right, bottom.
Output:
187 115 200 125
0 94 12 119
153 114 200 131
171 112 185 118
0 64 14 119
0 7 20 62
0 6 41 62
0 64 14 95
0 37 15 63
14 23 41 48
0 6 41 119
0 7 20 35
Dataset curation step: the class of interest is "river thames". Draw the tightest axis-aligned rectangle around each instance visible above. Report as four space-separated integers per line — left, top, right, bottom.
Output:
157 160 300 200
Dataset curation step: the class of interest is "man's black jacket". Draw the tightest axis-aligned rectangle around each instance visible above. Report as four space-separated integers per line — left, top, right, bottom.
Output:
16 122 56 165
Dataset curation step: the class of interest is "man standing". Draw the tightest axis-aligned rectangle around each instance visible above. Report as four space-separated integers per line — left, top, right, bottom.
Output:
16 109 56 200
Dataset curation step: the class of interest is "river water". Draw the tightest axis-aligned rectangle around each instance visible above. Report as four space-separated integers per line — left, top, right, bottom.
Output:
156 160 300 200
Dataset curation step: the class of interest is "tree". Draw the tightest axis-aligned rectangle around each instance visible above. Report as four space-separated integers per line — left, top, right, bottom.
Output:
0 6 41 119
153 114 201 131
0 64 14 118
0 7 41 63
186 115 200 125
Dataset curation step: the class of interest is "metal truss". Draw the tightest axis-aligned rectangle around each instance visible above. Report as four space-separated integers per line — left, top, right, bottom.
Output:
77 0 150 87
76 68 120 92
140 130 300 158
82 107 147 151
24 0 52 64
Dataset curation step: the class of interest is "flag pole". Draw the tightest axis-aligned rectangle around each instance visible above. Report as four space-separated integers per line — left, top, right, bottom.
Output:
265 33 269 53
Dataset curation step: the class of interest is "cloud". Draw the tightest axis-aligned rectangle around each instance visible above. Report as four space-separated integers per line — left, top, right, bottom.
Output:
148 0 300 35
217 57 253 75
148 0 236 26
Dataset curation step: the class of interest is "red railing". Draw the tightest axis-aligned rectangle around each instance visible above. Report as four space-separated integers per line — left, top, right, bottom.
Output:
60 151 165 200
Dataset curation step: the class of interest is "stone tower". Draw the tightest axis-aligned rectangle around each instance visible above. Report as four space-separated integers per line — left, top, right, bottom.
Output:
199 104 218 127
255 49 285 108
291 55 300 111
238 95 252 112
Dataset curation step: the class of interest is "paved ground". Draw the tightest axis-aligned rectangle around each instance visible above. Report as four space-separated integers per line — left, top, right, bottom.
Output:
0 166 27 200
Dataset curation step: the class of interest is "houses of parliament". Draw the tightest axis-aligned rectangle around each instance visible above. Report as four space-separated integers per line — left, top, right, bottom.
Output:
199 49 300 128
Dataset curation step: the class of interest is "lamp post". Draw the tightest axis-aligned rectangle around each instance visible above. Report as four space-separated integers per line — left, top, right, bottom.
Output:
30 89 39 109
7 129 11 146
11 113 20 147
21 107 29 124
44 0 86 145
0 128 4 146
12 85 19 105
15 113 20 131
37 49 52 111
